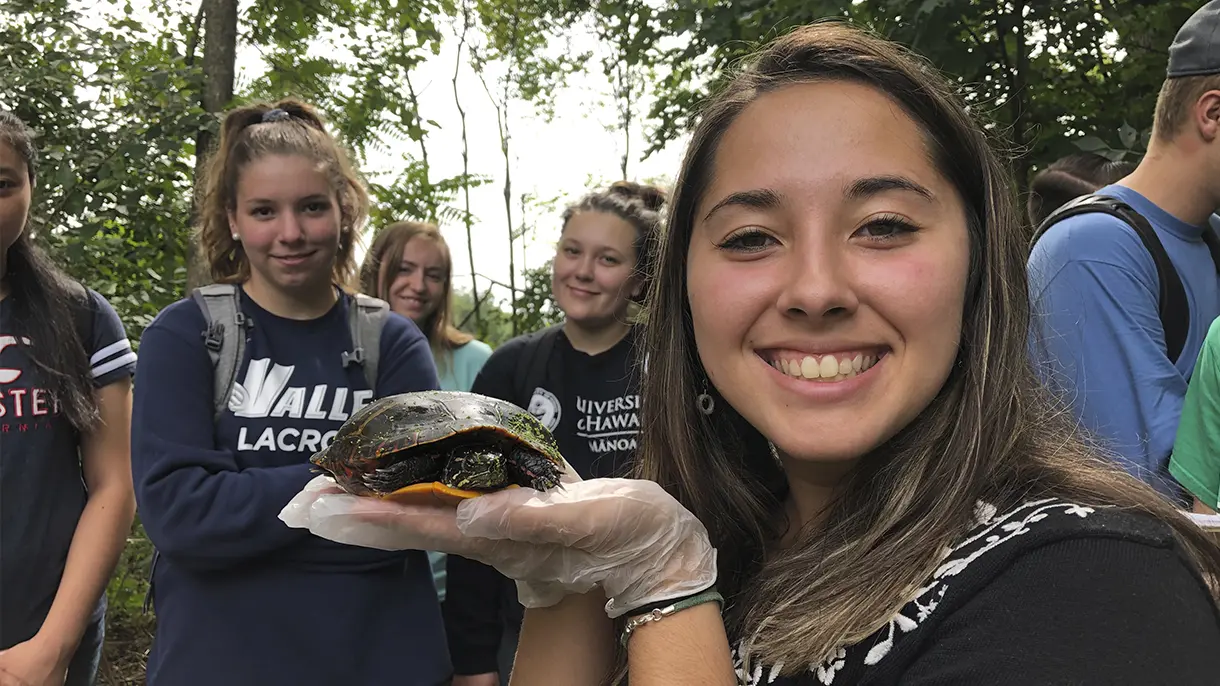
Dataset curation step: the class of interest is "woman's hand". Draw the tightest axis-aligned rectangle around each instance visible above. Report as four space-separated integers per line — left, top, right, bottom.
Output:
0 635 69 686
280 474 718 618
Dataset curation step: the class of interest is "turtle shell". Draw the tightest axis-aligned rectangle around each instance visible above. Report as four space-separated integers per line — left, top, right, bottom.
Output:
311 390 564 505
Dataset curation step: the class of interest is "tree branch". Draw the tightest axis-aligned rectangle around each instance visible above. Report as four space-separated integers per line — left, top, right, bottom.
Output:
185 2 205 67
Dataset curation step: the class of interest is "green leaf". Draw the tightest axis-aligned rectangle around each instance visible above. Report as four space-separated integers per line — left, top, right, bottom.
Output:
1075 136 1108 152
1119 122 1138 150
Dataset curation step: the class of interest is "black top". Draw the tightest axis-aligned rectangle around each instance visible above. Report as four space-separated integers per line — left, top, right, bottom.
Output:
444 326 643 674
0 288 137 649
732 498 1220 685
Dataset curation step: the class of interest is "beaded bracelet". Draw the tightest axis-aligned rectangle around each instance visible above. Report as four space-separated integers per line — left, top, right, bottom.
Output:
619 588 724 648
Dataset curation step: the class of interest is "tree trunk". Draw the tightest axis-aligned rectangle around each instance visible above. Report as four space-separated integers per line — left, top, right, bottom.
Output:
502 81 516 338
503 12 520 338
452 1 480 336
620 63 631 179
186 0 237 291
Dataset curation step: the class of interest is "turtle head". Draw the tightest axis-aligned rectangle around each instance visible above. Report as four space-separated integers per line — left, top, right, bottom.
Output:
443 448 509 491
308 440 378 496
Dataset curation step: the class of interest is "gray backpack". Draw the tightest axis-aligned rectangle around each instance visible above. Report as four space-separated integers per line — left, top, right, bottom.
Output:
190 283 390 419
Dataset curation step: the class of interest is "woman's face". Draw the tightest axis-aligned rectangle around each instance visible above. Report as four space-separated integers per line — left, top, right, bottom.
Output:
686 80 971 465
552 210 641 327
229 154 342 294
0 142 31 259
383 235 446 323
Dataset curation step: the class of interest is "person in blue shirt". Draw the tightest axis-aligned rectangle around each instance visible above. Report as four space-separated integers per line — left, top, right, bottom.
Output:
130 99 451 685
359 220 493 602
0 110 137 686
1027 6 1220 502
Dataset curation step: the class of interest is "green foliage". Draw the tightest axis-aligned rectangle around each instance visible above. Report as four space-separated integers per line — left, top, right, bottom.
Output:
99 519 155 683
366 160 492 230
470 0 590 117
451 264 561 348
1 0 204 340
513 263 563 334
453 286 516 347
642 0 1199 186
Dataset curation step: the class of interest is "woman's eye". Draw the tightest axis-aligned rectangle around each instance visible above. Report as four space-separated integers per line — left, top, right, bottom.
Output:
717 229 776 253
857 215 919 241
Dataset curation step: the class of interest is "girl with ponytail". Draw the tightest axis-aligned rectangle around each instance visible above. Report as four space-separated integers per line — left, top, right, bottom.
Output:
129 99 451 686
443 180 665 686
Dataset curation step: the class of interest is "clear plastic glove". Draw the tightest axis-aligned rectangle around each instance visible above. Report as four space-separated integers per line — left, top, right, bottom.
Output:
279 474 718 619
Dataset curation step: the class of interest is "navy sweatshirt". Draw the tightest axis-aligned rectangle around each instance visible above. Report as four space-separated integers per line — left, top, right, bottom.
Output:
131 288 451 685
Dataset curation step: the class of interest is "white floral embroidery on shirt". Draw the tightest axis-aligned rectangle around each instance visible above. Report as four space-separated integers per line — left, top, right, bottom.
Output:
730 498 1096 685
814 648 847 684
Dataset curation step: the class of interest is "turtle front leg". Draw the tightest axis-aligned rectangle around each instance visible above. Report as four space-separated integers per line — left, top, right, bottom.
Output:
362 452 444 494
507 447 563 491
442 448 509 491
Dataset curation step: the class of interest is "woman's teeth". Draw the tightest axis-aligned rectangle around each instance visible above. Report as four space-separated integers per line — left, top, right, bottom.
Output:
769 353 879 382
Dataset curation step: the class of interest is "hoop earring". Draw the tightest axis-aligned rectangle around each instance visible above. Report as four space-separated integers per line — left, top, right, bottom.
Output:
768 440 782 466
696 380 715 416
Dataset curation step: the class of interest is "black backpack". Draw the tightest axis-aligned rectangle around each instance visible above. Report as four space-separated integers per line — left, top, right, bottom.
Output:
511 323 563 407
1030 193 1220 365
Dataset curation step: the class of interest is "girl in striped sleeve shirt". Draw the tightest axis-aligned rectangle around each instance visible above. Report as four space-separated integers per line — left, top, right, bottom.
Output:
0 110 137 686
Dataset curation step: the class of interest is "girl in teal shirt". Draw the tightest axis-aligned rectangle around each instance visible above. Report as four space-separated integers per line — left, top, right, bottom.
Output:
360 220 492 597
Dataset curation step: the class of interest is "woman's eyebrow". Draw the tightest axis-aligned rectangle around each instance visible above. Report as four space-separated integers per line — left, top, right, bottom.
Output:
703 188 783 221
845 175 934 202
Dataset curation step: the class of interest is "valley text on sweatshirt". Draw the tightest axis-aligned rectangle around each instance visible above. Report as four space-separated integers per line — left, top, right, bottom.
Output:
131 288 451 686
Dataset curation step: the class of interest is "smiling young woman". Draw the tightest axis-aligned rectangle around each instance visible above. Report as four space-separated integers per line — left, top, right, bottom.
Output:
359 221 494 608
129 99 451 686
360 221 492 395
441 181 664 686
286 21 1220 686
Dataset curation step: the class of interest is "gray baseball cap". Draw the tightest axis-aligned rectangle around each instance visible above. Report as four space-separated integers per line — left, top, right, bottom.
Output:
1168 1 1220 78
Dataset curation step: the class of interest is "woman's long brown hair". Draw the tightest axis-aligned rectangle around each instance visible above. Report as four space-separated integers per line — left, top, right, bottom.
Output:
359 221 472 372
631 20 1220 676
196 97 369 289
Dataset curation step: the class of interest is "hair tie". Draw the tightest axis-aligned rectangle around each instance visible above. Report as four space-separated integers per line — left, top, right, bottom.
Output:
262 108 291 123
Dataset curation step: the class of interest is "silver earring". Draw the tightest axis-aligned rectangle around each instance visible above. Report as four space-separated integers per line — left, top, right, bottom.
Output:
696 380 715 416
768 441 782 466
231 233 240 241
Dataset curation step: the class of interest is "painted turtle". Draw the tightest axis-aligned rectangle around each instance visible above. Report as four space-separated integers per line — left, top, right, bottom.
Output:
310 390 566 506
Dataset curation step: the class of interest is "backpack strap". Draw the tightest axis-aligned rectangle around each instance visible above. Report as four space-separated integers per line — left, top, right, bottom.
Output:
1202 216 1220 276
190 283 250 421
343 293 389 395
512 323 563 407
1031 194 1189 365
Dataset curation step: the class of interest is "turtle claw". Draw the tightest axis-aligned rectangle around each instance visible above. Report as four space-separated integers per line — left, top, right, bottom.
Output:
508 447 564 491
362 452 443 494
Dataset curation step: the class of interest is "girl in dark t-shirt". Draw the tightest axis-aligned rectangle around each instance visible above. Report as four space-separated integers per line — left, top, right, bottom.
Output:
291 21 1220 686
443 181 664 685
0 111 137 686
